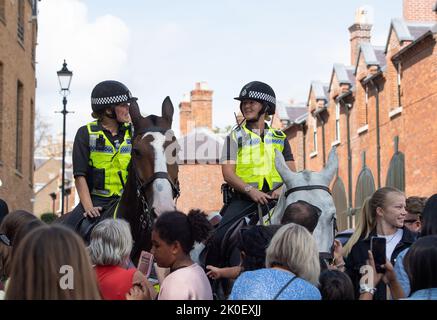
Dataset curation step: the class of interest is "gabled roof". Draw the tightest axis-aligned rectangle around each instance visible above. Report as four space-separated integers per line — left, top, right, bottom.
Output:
307 81 329 105
392 22 437 61
283 112 309 131
385 18 435 53
285 104 307 122
329 64 355 94
177 128 224 164
354 44 387 75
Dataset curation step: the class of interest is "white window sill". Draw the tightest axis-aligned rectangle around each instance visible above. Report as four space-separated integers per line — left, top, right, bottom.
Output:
389 106 403 119
331 140 341 147
357 125 369 135
310 151 318 158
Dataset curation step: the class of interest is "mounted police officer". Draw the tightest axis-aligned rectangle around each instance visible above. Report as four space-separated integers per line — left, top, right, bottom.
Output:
204 81 296 271
70 80 134 222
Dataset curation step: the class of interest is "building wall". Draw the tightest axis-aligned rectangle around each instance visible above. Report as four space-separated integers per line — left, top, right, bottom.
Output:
0 0 37 211
33 158 76 217
177 164 224 214
289 0 437 230
403 0 437 21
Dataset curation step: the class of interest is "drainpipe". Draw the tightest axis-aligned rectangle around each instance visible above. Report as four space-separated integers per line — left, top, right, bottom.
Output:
396 61 402 108
345 103 353 227
370 79 382 188
302 123 307 170
337 94 353 228
319 114 326 166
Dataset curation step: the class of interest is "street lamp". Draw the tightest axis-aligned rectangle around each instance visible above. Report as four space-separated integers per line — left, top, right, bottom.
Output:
57 60 73 215
49 192 57 214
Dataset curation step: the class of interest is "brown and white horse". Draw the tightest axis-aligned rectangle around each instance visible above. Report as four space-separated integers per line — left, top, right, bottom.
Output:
60 97 180 264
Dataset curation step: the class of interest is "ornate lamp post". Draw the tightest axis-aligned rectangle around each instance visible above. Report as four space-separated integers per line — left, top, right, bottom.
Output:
56 60 73 215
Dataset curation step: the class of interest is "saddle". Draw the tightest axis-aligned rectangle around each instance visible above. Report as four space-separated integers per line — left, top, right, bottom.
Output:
75 199 119 244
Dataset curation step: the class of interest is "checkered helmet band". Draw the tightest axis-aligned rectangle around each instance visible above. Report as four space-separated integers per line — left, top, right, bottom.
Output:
91 93 132 106
247 90 276 105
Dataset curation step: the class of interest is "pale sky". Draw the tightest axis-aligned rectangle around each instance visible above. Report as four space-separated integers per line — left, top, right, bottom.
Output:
36 0 402 140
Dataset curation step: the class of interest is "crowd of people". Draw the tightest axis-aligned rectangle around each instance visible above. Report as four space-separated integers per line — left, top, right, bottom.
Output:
0 80 436 300
0 189 436 300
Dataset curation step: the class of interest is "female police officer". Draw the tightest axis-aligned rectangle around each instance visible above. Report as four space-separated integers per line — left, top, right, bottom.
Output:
71 80 133 219
204 81 296 269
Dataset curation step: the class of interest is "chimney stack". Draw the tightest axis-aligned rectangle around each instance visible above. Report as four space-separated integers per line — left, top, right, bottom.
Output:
190 82 213 130
179 94 192 137
349 6 373 66
179 82 213 136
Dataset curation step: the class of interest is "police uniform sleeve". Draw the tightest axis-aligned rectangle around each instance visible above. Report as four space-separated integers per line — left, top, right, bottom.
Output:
220 134 238 163
282 139 294 162
73 126 90 177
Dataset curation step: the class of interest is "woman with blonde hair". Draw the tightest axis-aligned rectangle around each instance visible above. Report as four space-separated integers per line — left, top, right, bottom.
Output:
6 225 101 300
344 187 417 300
229 223 321 300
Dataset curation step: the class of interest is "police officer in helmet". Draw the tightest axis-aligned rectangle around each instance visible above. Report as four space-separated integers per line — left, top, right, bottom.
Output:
206 81 296 268
71 80 134 220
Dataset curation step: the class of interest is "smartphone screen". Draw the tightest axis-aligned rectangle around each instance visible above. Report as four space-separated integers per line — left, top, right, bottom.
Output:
137 250 154 278
371 236 386 273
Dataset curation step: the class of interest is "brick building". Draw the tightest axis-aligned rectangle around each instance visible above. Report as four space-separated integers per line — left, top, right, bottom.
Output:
285 0 437 231
176 82 225 214
33 157 76 217
0 0 38 211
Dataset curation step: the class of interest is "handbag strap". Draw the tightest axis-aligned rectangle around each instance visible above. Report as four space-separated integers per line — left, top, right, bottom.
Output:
273 276 297 300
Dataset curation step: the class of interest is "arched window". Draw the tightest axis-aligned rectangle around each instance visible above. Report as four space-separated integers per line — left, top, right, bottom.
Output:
332 176 348 231
354 167 376 225
385 152 405 191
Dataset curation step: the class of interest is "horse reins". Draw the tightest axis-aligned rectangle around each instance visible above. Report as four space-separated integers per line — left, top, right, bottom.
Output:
129 128 181 231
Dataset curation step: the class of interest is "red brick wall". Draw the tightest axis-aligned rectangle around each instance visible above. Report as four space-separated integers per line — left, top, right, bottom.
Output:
177 164 224 214
400 36 437 196
0 0 36 212
403 0 437 21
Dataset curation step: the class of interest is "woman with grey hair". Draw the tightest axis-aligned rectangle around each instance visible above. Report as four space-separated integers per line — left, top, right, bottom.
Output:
229 223 321 300
89 219 155 300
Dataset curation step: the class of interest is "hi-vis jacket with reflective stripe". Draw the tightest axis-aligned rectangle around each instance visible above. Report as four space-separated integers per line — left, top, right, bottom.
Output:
231 124 286 191
87 121 132 197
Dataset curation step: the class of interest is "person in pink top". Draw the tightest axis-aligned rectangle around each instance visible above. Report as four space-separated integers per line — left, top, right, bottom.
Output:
126 209 213 300
88 219 155 300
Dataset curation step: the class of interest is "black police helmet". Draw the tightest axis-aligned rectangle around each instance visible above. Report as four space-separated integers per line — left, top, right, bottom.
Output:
234 81 276 115
91 80 132 113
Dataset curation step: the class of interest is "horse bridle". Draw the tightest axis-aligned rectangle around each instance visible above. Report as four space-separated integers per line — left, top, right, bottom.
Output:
284 184 337 245
285 185 331 198
130 128 181 231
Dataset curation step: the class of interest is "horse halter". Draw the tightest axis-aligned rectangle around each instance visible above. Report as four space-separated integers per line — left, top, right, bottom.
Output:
285 185 331 198
130 128 181 231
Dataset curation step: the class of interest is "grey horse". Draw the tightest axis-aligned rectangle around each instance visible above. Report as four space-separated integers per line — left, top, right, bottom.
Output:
270 147 338 253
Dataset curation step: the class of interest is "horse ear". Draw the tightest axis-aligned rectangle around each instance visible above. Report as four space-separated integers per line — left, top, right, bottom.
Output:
129 98 143 128
275 149 296 188
321 146 338 185
162 96 174 127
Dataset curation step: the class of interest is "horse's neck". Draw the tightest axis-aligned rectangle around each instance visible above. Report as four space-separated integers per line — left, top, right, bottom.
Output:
117 168 140 221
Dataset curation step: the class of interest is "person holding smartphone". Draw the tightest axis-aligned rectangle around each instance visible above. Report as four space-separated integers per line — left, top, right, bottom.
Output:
344 187 417 300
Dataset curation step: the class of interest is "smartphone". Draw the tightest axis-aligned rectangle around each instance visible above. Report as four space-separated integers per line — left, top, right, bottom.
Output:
370 236 386 274
137 250 154 278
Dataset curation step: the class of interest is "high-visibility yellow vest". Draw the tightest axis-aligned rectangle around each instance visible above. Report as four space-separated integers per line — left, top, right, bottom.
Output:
87 121 132 197
233 124 286 190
